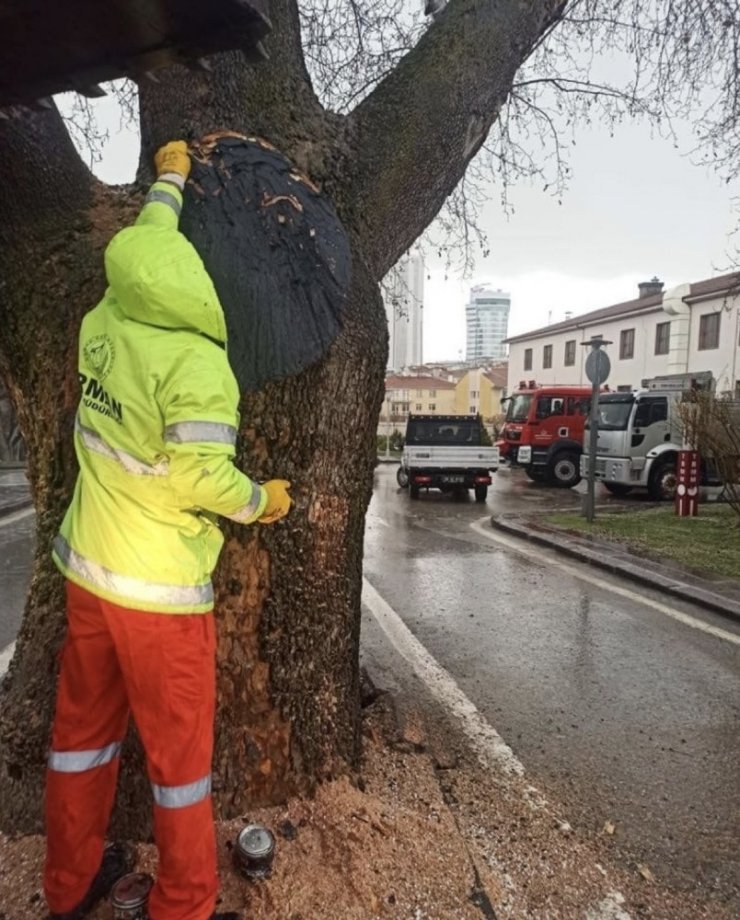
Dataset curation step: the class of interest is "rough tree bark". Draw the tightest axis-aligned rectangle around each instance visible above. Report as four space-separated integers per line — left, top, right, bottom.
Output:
0 0 567 837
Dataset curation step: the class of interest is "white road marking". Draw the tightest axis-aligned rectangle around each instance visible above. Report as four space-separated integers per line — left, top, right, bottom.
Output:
363 575 632 916
362 576 524 776
0 640 16 678
0 505 34 527
470 519 740 647
0 506 33 677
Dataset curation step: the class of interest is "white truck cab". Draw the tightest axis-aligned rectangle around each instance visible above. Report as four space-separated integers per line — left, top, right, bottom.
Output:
580 372 716 500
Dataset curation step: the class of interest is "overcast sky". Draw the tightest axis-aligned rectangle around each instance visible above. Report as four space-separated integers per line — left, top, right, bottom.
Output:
58 84 739 365
422 116 739 361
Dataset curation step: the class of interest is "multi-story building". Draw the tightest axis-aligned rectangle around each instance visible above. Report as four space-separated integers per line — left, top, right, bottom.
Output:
505 274 740 397
465 286 510 363
379 363 508 438
379 373 457 433
454 365 508 432
384 250 425 370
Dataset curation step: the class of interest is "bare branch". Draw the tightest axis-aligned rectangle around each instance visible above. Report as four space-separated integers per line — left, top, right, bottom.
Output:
342 0 568 279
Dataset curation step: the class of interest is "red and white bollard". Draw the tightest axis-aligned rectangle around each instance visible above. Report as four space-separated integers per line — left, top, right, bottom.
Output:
675 450 700 517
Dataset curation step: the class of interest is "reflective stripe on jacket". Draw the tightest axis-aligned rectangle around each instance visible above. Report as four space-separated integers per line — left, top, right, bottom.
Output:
52 179 267 613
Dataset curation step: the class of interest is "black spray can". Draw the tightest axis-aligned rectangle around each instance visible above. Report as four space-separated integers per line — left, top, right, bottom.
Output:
233 823 276 880
110 872 153 919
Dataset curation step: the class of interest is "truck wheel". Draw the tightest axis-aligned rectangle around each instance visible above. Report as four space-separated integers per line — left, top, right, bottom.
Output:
409 485 420 500
396 466 409 488
525 468 547 482
474 485 488 502
548 452 581 488
604 483 633 497
648 458 677 501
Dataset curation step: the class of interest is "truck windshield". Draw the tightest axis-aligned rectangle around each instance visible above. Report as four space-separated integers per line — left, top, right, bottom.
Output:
585 395 635 430
505 394 533 422
406 419 482 445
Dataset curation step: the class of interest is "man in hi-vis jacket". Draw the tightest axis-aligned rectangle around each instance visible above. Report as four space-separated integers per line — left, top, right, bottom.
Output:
45 141 291 920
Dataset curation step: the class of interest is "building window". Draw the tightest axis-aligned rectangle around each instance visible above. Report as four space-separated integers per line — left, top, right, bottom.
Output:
564 340 576 366
543 344 553 369
619 328 635 360
429 389 436 397
524 348 533 371
655 321 670 355
469 405 476 413
416 389 423 397
415 403 422 411
470 390 479 398
428 403 436 411
698 312 720 350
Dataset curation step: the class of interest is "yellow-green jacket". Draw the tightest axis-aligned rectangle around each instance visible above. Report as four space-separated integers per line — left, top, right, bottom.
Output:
53 179 267 613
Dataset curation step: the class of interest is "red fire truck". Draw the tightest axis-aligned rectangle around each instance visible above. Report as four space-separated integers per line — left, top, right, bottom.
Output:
497 381 595 487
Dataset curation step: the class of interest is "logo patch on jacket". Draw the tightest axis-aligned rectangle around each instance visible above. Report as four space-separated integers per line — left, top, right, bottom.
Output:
83 334 116 381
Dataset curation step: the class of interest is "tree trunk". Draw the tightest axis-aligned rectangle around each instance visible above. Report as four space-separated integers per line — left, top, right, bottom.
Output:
0 103 386 836
0 0 565 837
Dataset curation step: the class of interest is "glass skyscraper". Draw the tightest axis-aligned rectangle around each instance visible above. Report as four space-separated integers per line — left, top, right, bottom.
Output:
465 286 510 362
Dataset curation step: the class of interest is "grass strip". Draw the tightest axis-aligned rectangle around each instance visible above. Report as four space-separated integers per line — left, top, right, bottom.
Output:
545 505 740 580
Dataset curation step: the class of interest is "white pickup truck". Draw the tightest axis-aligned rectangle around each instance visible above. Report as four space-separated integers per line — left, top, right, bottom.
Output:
398 415 499 502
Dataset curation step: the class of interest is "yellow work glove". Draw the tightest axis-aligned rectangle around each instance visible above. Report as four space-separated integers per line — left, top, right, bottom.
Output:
259 480 292 525
154 140 191 182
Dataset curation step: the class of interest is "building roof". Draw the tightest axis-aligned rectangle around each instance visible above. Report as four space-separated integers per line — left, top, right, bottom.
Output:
385 374 457 390
483 366 508 387
504 272 740 345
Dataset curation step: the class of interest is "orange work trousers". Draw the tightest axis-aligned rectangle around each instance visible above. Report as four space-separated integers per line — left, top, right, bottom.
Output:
44 581 218 920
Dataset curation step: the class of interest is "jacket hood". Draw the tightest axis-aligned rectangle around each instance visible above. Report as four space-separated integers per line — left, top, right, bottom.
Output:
104 224 227 344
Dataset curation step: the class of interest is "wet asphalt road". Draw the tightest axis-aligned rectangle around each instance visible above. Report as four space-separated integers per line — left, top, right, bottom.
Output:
364 465 740 909
0 509 34 650
1 467 739 906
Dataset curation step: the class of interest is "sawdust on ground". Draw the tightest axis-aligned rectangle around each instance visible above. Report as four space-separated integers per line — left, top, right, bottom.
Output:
0 695 735 920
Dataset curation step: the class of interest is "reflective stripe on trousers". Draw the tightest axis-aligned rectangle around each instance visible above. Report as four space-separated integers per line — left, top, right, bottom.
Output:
152 774 212 809
48 741 122 773
44 582 218 918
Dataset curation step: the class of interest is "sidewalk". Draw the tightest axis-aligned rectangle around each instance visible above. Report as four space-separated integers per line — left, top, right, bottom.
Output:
491 510 740 623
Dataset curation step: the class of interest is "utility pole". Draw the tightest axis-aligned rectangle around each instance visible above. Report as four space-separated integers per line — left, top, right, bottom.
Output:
582 336 611 523
385 395 391 459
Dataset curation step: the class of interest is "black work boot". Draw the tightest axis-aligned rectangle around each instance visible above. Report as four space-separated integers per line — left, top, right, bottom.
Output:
48 842 135 920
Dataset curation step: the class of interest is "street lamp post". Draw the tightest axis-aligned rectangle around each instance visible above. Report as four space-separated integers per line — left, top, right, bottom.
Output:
385 397 391 459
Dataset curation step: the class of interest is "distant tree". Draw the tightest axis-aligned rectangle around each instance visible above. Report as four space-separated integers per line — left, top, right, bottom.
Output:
478 419 493 446
1 1 739 837
678 391 740 522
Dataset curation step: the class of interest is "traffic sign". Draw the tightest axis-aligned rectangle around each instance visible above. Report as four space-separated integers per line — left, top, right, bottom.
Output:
585 349 611 385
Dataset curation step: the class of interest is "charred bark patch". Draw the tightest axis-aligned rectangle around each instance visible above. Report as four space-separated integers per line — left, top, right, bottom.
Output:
181 135 351 392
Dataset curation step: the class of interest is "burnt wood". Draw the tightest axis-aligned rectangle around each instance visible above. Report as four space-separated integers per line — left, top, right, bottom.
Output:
181 135 350 391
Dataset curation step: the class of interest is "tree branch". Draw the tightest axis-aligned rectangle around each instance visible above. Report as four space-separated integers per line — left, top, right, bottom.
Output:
137 0 334 180
0 104 93 240
342 0 569 279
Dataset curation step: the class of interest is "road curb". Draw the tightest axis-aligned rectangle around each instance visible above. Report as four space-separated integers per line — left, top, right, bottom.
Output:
491 514 740 625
